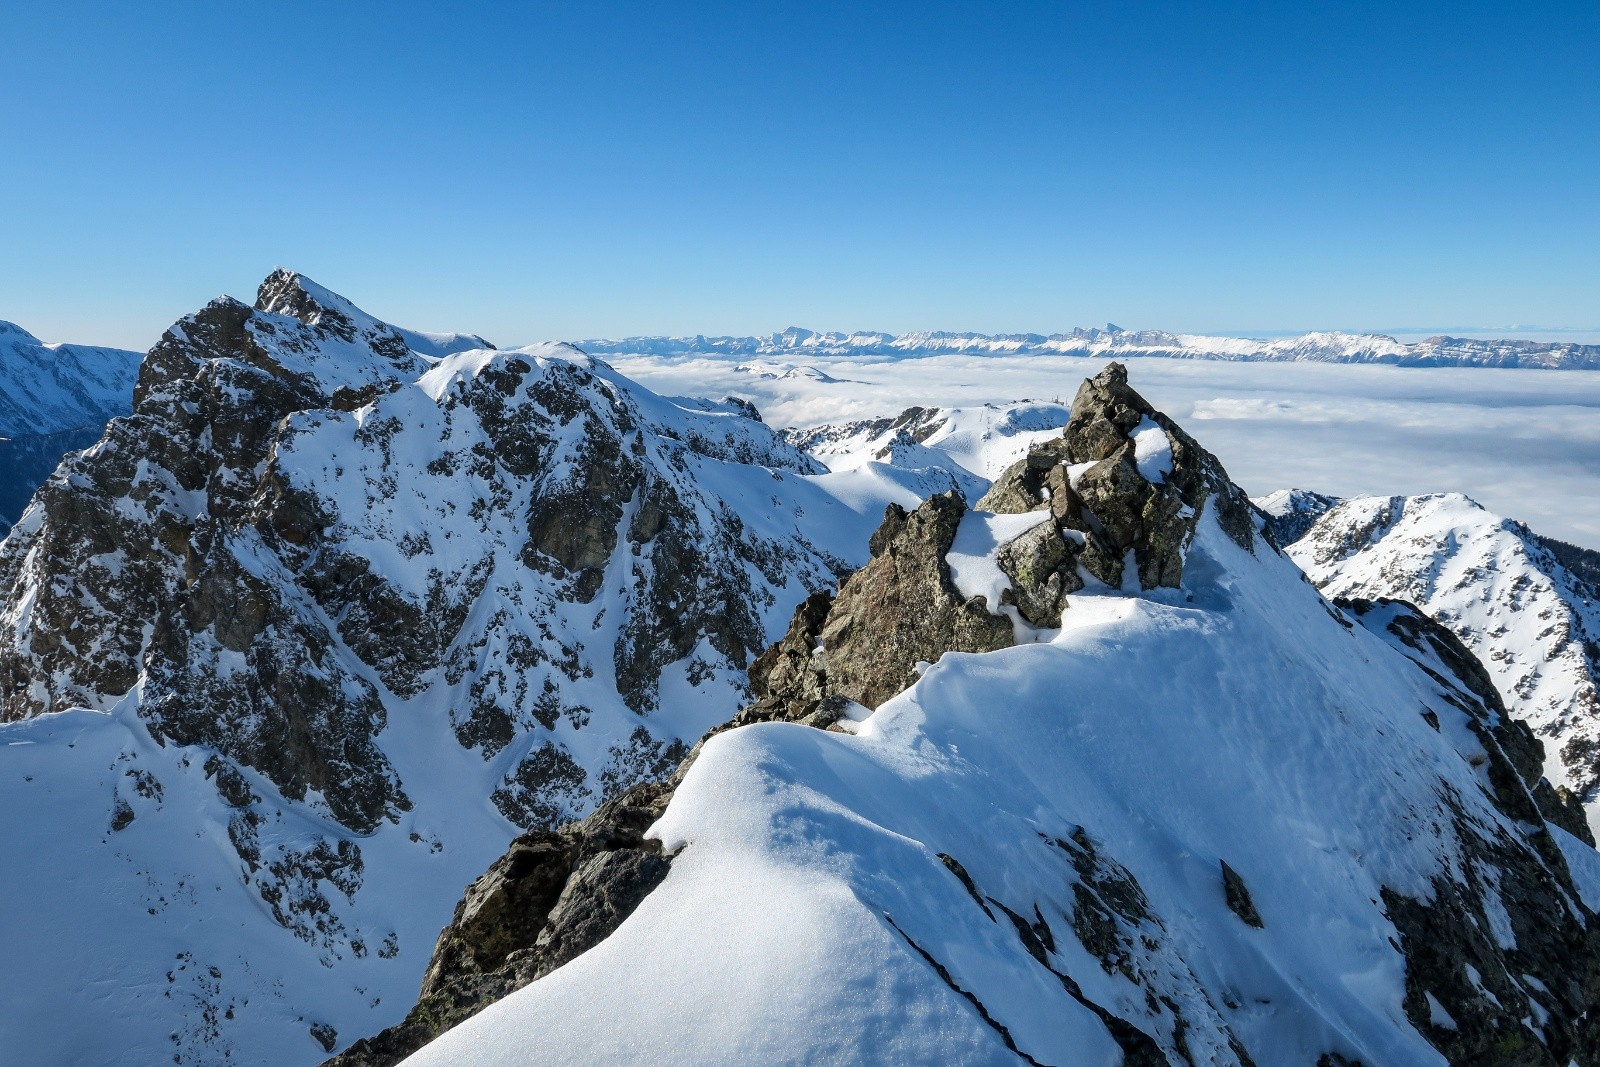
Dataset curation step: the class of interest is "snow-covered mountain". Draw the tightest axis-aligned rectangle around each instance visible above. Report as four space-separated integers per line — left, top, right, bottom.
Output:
7 276 1600 1066
581 323 1600 369
1277 492 1600 833
0 272 928 1065
344 364 1600 1067
0 319 142 532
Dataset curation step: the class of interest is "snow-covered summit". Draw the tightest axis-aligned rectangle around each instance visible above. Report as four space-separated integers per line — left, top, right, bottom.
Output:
255 269 496 359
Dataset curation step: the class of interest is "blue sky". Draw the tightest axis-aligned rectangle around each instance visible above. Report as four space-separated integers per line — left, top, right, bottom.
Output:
3 1 1597 349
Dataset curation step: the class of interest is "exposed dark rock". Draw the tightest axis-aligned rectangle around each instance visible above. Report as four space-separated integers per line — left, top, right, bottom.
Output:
1534 533 1600 594
978 363 1256 593
1220 861 1263 928
324 783 674 1067
1257 488 1341 548
327 363 1600 1067
747 492 1014 717
996 517 1084 627
310 1023 339 1054
327 490 1025 1064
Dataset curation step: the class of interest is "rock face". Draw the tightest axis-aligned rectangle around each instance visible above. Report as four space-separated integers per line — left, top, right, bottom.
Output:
325 784 674 1067
1254 487 1341 548
1341 596 1600 1065
0 272 872 1065
753 492 1015 715
977 361 1258 594
1287 492 1600 830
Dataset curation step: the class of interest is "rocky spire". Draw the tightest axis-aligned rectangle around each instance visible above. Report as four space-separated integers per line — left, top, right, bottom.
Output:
978 361 1257 593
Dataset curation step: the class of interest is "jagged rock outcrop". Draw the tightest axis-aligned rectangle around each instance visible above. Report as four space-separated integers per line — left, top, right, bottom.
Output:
326 489 1023 1065
976 361 1257 596
325 783 675 1067
752 491 1015 715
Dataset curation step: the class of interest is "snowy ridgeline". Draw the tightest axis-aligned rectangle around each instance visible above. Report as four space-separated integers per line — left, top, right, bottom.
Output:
1261 490 1600 834
0 274 1095 1065
2 275 1600 1067
402 373 1600 1067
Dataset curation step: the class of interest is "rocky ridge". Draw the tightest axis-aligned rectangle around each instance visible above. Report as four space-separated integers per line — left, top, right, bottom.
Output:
348 364 1600 1067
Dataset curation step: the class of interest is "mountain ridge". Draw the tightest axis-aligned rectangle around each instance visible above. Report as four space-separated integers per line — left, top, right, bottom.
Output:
579 323 1600 369
362 364 1600 1067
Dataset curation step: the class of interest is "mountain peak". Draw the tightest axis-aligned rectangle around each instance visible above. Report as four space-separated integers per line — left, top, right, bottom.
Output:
254 268 374 338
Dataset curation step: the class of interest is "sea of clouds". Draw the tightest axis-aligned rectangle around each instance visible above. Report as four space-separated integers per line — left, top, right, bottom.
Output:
608 353 1600 551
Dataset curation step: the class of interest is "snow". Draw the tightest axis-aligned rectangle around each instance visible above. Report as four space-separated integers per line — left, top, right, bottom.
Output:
7 274 1600 1065
946 510 1053 614
402 506 1550 1067
1426 992 1458 1031
579 325 1600 370
0 286 937 1065
1551 825 1600 911
1130 416 1173 483
0 320 141 438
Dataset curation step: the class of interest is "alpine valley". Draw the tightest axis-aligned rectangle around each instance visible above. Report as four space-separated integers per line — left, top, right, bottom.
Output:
4 273 1600 1067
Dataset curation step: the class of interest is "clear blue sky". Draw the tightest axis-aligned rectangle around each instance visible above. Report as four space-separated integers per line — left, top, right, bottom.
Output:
3 1 1597 349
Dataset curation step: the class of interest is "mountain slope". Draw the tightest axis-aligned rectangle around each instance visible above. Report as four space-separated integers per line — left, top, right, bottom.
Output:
580 324 1600 369
374 365 1600 1067
1286 493 1600 832
0 319 142 532
0 272 912 1065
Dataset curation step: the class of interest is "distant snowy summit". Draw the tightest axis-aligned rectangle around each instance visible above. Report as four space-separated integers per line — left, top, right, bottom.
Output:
582 322 1600 369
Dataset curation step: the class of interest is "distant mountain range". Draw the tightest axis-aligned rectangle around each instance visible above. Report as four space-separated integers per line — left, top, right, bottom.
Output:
581 323 1600 368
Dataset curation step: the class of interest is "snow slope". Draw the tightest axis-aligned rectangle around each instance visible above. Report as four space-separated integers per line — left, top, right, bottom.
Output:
1287 493 1600 832
0 319 141 437
580 323 1600 369
405 491 1598 1066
